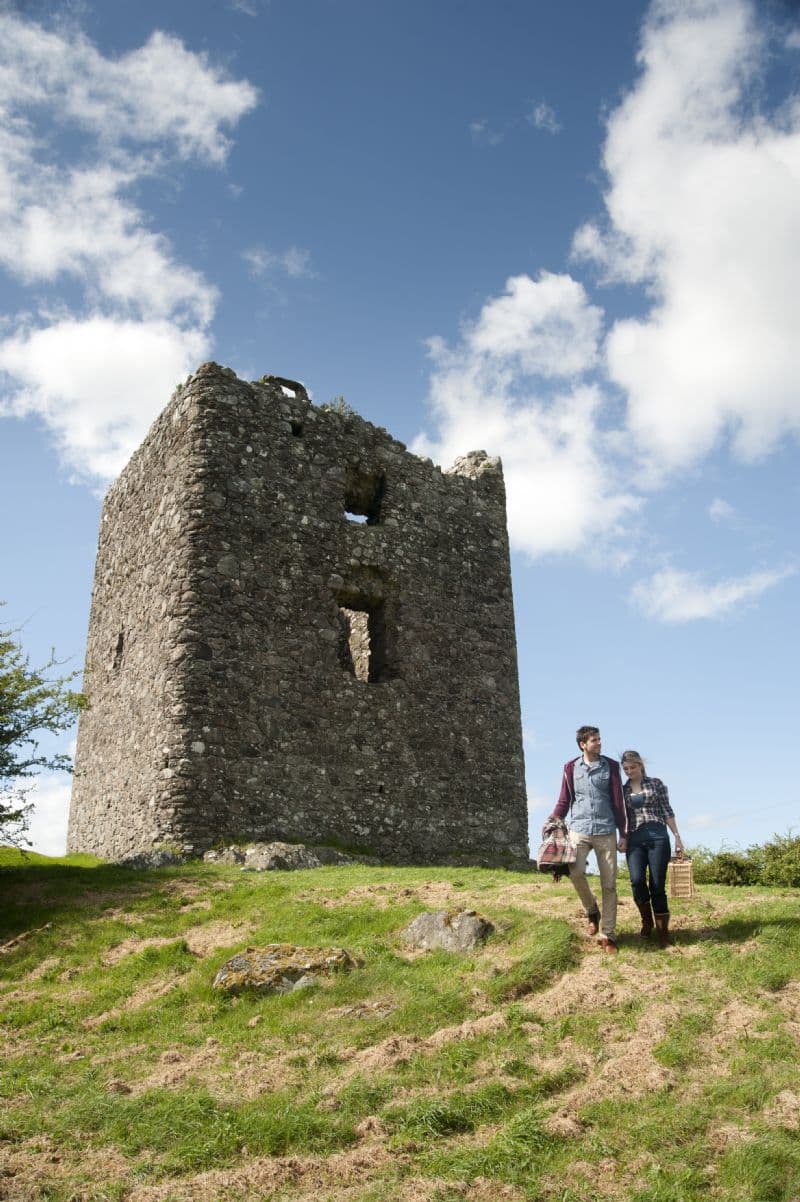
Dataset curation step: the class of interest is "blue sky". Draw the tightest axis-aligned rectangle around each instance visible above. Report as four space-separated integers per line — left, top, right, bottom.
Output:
1 0 799 857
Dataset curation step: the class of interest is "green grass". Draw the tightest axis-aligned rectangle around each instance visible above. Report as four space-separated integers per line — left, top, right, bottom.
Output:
1 852 799 1201
485 917 578 1001
422 1104 564 1194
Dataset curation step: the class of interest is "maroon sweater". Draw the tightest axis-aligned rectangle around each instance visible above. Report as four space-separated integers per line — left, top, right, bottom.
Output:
553 755 627 836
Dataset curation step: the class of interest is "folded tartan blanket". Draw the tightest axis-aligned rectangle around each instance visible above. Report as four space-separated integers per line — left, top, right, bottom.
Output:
536 817 577 874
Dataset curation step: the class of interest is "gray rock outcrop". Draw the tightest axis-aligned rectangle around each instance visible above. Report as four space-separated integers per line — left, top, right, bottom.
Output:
401 910 494 952
203 841 379 871
212 944 358 995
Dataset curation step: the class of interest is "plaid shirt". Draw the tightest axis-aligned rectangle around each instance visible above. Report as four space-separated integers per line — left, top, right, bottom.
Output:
623 775 674 832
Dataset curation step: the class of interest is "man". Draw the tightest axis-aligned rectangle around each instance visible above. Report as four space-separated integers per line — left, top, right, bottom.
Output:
550 725 627 953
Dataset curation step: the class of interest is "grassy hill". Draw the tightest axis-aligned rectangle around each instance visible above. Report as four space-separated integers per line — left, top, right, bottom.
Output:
1 850 798 1201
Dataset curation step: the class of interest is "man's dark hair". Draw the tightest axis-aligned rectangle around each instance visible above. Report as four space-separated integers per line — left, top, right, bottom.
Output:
576 725 600 749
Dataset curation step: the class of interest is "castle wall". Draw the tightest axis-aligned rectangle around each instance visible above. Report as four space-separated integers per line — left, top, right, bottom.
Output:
69 363 529 864
68 385 208 859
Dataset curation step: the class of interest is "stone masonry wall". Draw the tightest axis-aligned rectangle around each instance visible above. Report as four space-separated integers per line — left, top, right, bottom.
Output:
68 363 529 864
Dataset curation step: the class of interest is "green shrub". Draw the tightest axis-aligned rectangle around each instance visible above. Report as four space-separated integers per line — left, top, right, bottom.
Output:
687 833 799 887
685 845 715 884
760 833 800 888
708 851 762 887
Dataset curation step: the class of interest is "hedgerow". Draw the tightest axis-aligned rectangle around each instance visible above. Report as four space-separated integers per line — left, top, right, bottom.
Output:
689 832 800 888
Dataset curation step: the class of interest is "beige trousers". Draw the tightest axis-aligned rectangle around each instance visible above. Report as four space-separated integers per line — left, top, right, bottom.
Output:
568 832 618 939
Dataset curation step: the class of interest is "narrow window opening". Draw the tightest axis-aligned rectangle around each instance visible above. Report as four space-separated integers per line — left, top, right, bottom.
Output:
112 631 124 670
290 420 304 437
337 602 387 682
261 374 309 400
344 466 385 525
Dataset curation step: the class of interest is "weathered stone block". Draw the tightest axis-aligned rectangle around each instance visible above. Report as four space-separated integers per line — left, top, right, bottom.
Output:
212 944 358 994
401 910 494 952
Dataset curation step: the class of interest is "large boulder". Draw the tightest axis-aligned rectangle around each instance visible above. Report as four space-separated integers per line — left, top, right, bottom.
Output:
401 910 494 953
212 944 359 995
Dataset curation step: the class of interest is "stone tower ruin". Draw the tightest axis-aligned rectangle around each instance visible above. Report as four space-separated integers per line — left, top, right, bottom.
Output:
68 363 529 864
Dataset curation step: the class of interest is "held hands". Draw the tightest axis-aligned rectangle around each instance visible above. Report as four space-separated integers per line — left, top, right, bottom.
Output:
617 836 627 853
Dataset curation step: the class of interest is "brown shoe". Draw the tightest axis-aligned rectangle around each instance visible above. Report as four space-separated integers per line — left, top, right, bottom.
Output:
587 912 600 937
599 936 618 954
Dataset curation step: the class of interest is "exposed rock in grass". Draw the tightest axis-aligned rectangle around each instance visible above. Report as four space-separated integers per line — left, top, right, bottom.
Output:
204 842 380 871
401 910 494 952
212 944 359 995
115 848 187 869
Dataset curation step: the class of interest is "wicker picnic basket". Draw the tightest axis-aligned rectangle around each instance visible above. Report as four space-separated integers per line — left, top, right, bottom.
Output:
667 856 694 899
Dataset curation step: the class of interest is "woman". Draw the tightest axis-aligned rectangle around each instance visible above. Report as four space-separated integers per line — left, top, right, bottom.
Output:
621 751 685 947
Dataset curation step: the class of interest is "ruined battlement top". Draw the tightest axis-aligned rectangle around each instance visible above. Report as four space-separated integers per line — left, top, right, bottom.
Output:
108 361 504 508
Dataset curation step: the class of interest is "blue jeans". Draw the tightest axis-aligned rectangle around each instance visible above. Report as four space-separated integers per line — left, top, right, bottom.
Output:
626 822 671 915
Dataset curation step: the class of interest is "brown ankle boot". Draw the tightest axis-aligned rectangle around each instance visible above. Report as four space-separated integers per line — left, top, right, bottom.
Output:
654 913 671 947
635 901 654 938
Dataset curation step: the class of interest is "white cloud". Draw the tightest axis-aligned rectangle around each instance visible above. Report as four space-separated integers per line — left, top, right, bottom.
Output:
416 273 639 559
0 12 257 485
469 118 504 146
1 165 216 324
573 0 800 475
420 0 800 586
422 0 800 572
630 565 795 622
528 101 561 134
685 813 718 831
708 497 735 523
243 244 316 280
468 273 603 377
22 774 73 857
0 21 258 165
0 318 210 481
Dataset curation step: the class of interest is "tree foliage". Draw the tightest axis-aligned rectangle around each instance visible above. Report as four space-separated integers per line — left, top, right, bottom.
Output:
0 611 86 843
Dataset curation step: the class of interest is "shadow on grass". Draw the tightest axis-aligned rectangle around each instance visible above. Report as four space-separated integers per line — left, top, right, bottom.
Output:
0 851 190 941
611 907 800 966
614 907 800 994
671 913 800 945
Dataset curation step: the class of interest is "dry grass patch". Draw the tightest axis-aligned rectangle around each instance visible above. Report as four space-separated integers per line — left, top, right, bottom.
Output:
81 975 185 1029
101 920 254 965
763 1090 800 1131
0 1140 133 1201
328 1011 508 1090
125 1141 399 1202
